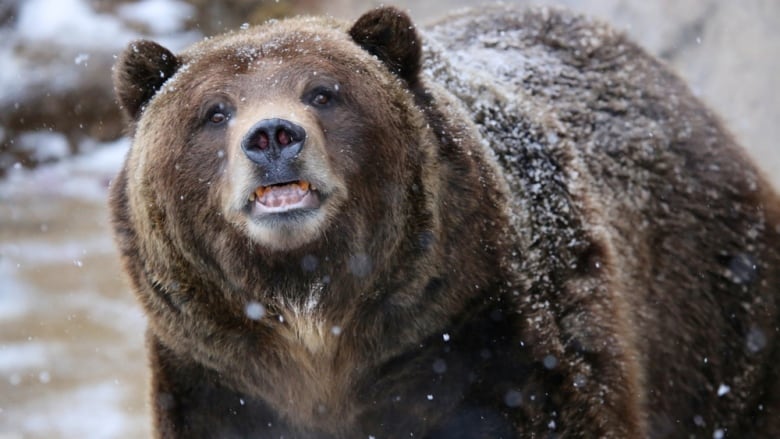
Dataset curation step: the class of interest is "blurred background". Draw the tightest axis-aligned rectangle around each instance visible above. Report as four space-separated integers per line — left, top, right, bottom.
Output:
0 0 777 437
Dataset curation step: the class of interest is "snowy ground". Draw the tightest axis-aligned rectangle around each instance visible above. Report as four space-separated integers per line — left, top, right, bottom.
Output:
0 141 151 439
0 1 195 436
0 0 778 438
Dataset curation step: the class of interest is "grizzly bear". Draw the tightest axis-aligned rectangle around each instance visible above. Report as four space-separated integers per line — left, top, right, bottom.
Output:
110 5 780 438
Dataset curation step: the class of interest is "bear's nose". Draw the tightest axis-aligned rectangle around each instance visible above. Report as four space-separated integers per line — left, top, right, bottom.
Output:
241 118 306 166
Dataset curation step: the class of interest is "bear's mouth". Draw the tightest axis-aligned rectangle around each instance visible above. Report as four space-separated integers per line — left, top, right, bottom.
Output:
248 180 321 215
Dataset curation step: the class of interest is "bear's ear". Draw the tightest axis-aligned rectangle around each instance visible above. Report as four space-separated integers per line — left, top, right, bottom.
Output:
113 40 180 120
349 7 422 87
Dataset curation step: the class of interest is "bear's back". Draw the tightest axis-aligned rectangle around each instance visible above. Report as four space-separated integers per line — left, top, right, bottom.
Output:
423 5 780 434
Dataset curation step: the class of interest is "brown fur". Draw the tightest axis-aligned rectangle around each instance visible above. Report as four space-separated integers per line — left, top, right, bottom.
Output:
110 5 780 438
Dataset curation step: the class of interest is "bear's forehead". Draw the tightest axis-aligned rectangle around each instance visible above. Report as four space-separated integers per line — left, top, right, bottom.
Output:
157 26 379 102
181 18 354 69
150 17 397 110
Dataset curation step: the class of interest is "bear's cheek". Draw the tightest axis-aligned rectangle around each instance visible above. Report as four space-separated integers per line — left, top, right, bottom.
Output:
315 108 391 177
138 128 229 223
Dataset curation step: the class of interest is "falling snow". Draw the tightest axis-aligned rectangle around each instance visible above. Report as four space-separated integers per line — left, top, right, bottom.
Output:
245 301 266 320
2 1 779 437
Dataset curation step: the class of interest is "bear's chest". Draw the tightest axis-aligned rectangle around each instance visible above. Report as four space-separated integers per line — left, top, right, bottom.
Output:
257 310 362 430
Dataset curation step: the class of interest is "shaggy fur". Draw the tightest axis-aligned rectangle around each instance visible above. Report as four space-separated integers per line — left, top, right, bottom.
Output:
110 5 780 438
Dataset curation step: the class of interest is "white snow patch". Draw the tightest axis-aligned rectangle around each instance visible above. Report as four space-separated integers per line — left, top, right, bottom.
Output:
0 237 115 266
0 342 61 373
10 381 132 438
0 138 129 201
0 0 200 106
0 44 79 105
74 53 90 65
0 258 31 320
16 0 135 49
16 131 70 162
72 292 148 339
118 0 195 35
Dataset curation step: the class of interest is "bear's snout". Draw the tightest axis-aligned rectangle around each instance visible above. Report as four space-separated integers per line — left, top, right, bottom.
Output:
241 118 306 175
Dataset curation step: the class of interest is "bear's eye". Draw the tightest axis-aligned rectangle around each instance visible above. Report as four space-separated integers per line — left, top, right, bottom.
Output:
312 93 330 106
210 112 228 124
307 87 336 108
204 103 231 126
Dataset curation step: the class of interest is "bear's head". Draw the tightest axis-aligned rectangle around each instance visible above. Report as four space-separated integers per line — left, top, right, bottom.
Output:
113 7 429 255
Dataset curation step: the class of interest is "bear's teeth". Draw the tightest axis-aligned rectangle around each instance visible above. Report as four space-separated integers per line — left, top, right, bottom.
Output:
251 181 316 207
253 181 312 201
255 186 268 198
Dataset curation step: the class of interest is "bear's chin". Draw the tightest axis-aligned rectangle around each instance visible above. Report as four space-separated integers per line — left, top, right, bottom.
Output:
242 208 330 251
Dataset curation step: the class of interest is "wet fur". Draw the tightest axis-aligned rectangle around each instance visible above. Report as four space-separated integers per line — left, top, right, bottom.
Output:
110 5 780 438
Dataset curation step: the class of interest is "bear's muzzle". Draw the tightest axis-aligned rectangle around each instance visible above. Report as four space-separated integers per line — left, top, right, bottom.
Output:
242 117 306 172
